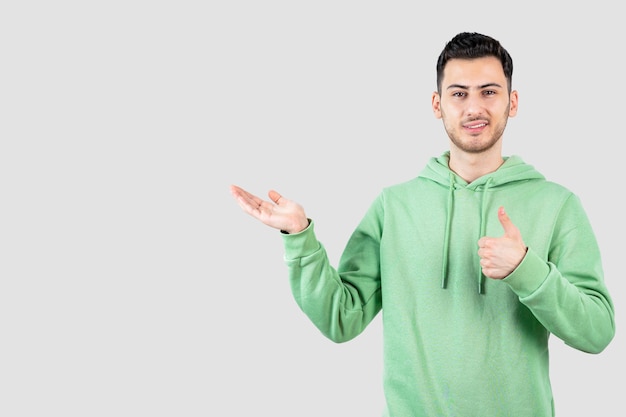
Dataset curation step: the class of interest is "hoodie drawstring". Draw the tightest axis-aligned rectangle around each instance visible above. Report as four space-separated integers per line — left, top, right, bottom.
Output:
477 177 493 294
441 173 455 289
441 175 493 294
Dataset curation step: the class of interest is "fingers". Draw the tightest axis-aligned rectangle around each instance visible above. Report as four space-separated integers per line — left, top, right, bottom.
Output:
230 184 251 202
230 185 286 215
230 184 261 213
229 184 240 198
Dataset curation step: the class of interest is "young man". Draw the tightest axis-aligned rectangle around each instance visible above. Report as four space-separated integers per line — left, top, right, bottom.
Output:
230 32 615 416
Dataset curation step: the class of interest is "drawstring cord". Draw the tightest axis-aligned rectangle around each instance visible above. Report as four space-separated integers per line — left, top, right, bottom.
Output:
441 173 455 289
477 178 493 294
441 175 492 294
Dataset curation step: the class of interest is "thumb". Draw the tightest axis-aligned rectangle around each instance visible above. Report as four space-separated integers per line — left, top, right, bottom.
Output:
268 189 283 205
498 206 519 237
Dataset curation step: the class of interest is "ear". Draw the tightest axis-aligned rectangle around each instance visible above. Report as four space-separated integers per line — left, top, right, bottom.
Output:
508 90 519 117
432 91 442 119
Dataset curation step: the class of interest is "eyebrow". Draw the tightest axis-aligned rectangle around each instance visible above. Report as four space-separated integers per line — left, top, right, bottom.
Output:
446 82 504 91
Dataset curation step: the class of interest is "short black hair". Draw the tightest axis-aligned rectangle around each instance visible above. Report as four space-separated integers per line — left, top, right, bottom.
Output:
436 32 513 94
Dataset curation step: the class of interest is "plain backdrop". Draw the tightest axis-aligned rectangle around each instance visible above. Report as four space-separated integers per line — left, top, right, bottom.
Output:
1 1 623 416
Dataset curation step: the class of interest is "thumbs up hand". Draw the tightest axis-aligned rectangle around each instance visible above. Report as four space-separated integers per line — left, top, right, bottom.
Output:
477 206 528 280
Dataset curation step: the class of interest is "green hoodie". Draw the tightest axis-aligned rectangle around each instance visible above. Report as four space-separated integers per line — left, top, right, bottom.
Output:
282 152 615 417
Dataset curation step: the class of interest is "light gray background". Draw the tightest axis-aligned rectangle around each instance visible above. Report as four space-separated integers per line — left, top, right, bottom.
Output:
2 1 623 416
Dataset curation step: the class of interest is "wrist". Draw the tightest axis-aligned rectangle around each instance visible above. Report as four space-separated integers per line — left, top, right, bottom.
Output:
281 218 311 234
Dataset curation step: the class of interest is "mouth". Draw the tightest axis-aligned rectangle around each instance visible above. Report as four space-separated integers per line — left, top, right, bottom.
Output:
464 121 488 131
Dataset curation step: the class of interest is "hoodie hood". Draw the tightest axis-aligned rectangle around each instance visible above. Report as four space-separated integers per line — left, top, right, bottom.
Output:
419 151 545 293
420 151 545 189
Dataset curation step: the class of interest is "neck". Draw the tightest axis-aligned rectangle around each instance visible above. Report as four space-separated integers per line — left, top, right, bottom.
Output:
448 150 504 183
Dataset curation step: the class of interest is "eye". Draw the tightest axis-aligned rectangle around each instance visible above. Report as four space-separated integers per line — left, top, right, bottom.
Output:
452 91 466 98
483 90 496 96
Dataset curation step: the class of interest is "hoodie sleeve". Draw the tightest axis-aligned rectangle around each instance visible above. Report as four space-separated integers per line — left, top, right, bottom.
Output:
503 194 615 354
281 198 384 343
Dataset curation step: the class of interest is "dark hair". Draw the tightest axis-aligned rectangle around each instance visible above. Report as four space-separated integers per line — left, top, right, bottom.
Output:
436 32 513 93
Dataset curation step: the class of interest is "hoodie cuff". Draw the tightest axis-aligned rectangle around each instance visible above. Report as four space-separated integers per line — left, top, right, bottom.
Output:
503 247 550 298
281 219 320 260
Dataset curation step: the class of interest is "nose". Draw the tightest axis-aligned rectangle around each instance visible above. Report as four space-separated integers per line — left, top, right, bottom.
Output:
465 94 484 117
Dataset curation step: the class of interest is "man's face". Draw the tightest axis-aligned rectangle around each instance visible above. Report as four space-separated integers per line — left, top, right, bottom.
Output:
432 56 518 154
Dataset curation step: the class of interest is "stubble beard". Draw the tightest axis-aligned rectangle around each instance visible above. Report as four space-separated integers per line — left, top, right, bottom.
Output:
442 107 510 154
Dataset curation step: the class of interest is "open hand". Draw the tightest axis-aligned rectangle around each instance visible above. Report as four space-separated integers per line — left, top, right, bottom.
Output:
230 184 309 234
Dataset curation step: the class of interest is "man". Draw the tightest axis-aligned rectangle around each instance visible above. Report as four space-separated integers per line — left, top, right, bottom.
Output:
230 32 615 416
